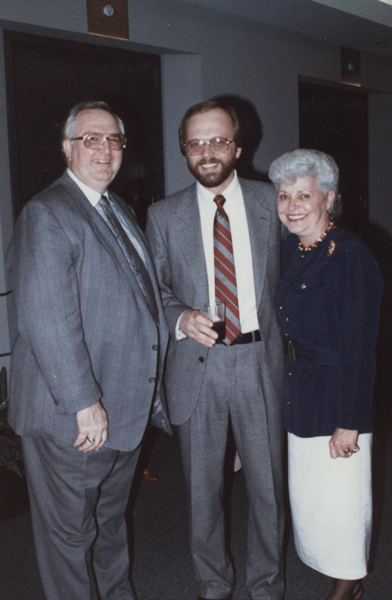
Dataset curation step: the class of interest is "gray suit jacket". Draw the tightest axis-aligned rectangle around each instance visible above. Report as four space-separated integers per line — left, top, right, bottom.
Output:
6 172 170 451
146 178 284 425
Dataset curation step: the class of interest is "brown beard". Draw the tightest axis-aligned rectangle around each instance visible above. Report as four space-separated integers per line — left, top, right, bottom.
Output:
187 155 237 189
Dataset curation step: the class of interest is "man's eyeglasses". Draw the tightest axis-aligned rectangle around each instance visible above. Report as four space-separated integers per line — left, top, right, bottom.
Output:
70 132 127 151
184 137 236 156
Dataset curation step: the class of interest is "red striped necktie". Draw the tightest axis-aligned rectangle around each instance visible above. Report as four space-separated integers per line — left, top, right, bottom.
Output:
213 194 241 344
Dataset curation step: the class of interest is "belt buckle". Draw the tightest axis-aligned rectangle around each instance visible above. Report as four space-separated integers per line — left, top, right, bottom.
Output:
287 340 297 363
231 332 249 346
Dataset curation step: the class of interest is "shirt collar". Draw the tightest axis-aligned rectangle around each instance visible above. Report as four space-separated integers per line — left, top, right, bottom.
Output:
197 170 239 209
67 168 107 207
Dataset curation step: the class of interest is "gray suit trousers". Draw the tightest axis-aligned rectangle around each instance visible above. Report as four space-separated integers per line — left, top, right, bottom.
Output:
177 342 285 600
22 437 140 600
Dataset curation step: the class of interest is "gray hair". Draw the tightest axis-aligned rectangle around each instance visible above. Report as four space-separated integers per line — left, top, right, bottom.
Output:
268 149 339 195
61 100 125 142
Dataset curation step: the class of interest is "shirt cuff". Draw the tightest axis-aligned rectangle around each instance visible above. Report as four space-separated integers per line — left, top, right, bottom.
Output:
175 312 187 340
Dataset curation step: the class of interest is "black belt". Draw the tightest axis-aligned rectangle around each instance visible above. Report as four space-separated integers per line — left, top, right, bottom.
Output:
216 330 261 346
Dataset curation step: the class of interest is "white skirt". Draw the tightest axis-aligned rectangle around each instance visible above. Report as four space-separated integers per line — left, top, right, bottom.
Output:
288 432 372 580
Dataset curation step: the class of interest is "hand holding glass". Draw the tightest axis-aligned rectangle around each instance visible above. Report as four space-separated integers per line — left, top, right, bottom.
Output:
203 301 226 341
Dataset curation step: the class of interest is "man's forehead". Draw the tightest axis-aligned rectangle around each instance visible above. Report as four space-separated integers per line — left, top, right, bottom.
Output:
186 109 233 134
74 109 120 133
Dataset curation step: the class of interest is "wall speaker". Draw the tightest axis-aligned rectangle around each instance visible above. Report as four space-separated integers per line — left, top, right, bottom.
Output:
341 47 361 87
87 0 129 40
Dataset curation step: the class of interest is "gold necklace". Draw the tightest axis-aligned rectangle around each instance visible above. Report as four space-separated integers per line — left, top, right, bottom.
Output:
298 220 336 253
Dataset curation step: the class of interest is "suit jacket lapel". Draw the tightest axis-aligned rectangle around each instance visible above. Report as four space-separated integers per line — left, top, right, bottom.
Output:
112 194 153 268
174 185 209 307
174 181 271 310
108 194 169 339
240 179 271 309
59 173 151 298
110 193 165 306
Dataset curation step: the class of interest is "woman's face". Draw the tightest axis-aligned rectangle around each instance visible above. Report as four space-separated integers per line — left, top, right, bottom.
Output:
277 175 335 246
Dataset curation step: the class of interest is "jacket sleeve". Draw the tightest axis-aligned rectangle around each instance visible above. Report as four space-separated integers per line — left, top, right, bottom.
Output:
332 242 383 430
6 199 102 415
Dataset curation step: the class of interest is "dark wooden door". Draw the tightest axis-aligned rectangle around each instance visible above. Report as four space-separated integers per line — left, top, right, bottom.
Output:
4 31 164 228
299 80 369 234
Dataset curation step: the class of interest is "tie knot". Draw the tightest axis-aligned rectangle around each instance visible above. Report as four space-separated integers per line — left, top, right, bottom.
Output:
214 195 226 209
99 194 109 208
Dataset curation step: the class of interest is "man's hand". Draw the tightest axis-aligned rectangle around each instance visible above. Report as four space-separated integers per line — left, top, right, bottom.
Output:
73 400 108 452
179 309 218 348
329 427 359 459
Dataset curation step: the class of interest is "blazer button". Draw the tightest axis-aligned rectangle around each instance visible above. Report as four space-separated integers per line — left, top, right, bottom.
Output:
287 399 292 406
199 357 205 363
152 344 159 351
149 377 156 384
288 371 292 376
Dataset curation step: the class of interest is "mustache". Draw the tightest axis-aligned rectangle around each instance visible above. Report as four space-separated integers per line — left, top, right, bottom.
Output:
197 158 223 166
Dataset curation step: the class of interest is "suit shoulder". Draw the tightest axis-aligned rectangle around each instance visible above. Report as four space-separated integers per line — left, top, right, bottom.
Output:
239 178 275 194
23 171 78 208
148 184 196 215
16 179 70 223
331 228 374 257
238 178 276 206
15 174 93 235
327 229 382 284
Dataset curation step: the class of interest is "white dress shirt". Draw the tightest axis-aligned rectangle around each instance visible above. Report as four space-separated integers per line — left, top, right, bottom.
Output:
197 171 259 334
176 171 259 338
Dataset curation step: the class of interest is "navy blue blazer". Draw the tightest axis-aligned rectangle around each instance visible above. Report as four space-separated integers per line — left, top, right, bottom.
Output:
275 228 383 438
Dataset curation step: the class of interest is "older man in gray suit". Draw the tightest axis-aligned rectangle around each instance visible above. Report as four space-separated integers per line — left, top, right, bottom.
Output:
146 100 285 600
6 101 170 600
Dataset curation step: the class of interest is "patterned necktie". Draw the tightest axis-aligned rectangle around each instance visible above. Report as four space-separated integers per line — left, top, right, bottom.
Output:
98 195 159 323
213 194 241 343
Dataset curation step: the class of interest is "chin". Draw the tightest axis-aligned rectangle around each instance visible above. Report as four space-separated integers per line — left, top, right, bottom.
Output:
285 222 302 234
197 168 221 185
200 177 222 188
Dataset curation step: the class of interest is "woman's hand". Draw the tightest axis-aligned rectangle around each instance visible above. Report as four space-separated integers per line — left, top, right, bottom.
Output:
329 427 359 459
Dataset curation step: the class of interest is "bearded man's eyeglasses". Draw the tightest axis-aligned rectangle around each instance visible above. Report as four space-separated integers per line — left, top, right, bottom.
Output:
184 137 236 156
70 132 127 151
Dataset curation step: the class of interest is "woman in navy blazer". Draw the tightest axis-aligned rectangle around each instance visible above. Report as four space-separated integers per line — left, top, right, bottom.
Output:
269 149 383 600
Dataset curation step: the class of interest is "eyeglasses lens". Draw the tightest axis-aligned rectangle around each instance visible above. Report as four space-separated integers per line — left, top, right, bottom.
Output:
186 138 229 156
84 133 125 150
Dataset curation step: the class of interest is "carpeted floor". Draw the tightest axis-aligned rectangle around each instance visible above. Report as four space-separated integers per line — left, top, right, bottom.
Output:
1 426 391 600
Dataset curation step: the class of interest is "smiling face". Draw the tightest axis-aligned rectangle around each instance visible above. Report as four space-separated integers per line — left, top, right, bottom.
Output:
184 108 242 195
277 175 335 246
62 108 123 193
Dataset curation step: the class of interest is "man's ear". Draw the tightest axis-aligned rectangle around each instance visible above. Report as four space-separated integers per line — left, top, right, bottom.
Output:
62 139 72 163
235 145 242 160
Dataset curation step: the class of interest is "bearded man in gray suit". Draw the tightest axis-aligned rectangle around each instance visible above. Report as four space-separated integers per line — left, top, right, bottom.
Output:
146 100 285 600
6 101 170 600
